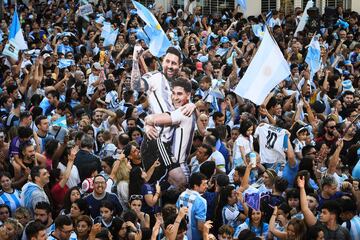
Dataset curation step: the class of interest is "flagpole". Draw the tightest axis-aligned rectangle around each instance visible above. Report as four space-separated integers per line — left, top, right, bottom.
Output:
341 114 360 138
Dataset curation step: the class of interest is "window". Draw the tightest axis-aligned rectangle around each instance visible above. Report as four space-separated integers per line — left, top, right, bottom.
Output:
302 0 317 9
261 0 277 13
176 0 234 16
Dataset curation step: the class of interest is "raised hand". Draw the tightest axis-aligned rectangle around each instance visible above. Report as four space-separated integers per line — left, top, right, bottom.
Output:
297 176 305 189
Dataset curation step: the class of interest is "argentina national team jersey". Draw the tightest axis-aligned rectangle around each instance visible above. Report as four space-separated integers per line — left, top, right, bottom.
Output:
342 215 360 240
176 189 207 240
254 123 289 164
141 71 174 142
170 109 196 165
0 190 21 215
47 231 77 240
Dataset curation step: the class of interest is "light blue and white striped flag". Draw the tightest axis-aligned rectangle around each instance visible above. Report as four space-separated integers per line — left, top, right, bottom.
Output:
305 35 321 80
102 25 119 47
252 24 265 39
132 1 170 57
237 0 247 12
58 59 75 69
8 10 28 50
294 0 313 36
135 28 150 45
234 28 291 105
51 116 67 129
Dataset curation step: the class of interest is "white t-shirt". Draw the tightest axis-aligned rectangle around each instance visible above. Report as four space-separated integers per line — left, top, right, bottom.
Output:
233 135 253 160
57 163 81 188
254 123 288 164
105 90 120 111
211 150 226 172
86 73 99 98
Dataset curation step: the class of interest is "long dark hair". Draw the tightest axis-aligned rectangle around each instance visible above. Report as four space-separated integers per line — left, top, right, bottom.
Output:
63 186 81 214
239 120 253 137
73 198 90 216
214 185 235 234
248 207 265 237
104 79 116 92
129 167 145 196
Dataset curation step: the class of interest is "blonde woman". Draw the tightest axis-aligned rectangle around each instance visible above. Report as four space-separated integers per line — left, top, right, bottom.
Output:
78 119 91 132
114 158 131 210
0 218 23 240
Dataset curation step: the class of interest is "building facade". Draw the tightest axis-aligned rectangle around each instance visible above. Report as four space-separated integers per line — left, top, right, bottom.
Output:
136 0 360 17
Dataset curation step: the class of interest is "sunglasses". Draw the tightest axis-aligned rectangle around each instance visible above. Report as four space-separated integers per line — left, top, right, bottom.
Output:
130 195 143 200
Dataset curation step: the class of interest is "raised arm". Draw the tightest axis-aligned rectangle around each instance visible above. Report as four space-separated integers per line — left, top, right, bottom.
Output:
241 164 252 190
269 206 287 239
327 139 343 175
285 133 296 168
298 176 317 226
58 147 77 188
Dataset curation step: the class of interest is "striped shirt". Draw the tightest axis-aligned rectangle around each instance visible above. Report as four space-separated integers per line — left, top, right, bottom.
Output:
176 189 207 240
234 218 269 239
342 215 360 240
21 222 55 240
222 204 241 229
0 190 21 215
141 71 174 142
47 231 77 240
105 90 121 111
170 109 196 166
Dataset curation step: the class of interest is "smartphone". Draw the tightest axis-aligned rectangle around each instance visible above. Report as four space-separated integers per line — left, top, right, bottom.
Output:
249 152 256 168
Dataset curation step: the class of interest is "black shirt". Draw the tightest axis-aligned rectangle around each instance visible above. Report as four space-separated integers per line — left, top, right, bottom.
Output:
74 149 101 182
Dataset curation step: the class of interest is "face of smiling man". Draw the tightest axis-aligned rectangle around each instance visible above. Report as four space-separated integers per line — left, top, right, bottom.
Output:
171 86 190 109
162 53 180 81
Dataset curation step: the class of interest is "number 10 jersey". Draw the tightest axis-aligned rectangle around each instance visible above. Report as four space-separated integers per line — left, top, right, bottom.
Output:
254 123 289 164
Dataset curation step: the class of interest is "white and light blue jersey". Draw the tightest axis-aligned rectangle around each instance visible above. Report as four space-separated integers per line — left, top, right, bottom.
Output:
0 190 21 215
234 218 269 239
47 231 77 240
222 204 241 229
342 215 360 240
176 189 207 240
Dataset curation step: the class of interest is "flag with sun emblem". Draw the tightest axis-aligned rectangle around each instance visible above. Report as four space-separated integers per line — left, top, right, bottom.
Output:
132 1 170 57
234 28 290 105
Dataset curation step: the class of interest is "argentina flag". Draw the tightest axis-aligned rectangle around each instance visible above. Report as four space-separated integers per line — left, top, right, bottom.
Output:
132 1 170 57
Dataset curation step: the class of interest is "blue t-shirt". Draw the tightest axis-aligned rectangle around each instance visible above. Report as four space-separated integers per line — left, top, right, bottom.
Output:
282 160 299 188
176 189 207 240
202 191 217 220
352 159 360 179
318 191 344 210
141 183 159 214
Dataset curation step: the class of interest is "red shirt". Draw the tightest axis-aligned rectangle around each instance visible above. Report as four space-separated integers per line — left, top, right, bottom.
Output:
51 182 69 209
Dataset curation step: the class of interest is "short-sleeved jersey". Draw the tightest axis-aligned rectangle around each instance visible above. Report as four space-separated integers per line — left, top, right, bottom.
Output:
176 189 207 240
254 123 289 164
170 109 196 164
141 71 174 142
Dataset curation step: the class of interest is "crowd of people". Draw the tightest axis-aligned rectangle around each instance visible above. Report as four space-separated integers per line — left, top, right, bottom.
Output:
0 0 359 239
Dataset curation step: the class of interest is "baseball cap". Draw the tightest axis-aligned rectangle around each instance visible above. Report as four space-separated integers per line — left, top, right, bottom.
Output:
199 55 208 63
220 36 229 44
93 62 103 70
43 53 51 59
196 62 203 71
342 80 355 94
